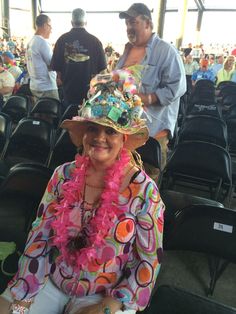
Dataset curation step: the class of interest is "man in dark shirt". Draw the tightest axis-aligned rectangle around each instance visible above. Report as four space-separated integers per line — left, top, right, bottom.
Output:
51 8 106 108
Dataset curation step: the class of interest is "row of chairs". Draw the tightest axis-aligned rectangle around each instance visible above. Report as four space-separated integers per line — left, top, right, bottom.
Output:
1 95 79 130
0 114 78 176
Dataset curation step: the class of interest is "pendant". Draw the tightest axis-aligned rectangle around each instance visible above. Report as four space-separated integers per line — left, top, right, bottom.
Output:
67 233 86 251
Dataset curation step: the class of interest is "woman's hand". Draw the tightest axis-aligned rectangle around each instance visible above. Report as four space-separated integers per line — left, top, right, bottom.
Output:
73 303 103 314
73 296 122 314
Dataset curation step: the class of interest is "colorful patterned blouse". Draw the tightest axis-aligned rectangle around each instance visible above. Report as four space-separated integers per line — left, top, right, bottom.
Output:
8 162 165 311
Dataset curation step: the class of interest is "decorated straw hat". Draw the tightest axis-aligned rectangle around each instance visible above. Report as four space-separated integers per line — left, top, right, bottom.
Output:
61 69 149 151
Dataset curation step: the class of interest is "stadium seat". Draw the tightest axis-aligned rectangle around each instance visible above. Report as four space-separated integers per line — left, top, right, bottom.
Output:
160 141 232 206
1 95 30 128
140 285 236 314
0 117 54 170
163 204 236 295
47 129 77 170
177 115 228 149
31 97 62 128
0 112 12 157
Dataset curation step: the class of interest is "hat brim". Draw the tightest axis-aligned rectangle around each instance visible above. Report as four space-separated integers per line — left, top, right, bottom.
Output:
119 10 138 19
61 117 149 151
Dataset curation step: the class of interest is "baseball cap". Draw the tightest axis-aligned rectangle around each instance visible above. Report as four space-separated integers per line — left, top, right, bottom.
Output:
119 3 152 20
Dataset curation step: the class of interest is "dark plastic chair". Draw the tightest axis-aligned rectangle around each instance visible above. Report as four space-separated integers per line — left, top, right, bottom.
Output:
0 117 54 169
222 94 236 108
0 112 12 157
140 285 236 314
0 162 52 293
177 115 228 149
31 97 62 128
161 189 224 228
1 95 30 127
194 79 215 91
164 204 236 295
47 129 77 170
160 141 232 205
136 137 162 170
185 102 222 119
59 104 79 126
217 81 236 98
190 79 216 105
223 105 236 157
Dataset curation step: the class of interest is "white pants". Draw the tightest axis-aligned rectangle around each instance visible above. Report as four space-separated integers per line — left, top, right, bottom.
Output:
1 279 136 314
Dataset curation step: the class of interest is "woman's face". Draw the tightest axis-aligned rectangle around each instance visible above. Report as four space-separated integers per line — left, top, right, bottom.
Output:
83 123 124 167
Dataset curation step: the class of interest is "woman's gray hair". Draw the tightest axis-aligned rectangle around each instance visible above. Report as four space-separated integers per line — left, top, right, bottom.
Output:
72 8 87 27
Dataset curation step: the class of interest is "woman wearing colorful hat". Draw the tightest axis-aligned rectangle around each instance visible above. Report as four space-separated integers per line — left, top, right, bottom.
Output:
0 70 165 314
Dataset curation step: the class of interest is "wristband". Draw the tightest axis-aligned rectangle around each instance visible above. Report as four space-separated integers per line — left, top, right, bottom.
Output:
11 303 29 314
148 94 152 105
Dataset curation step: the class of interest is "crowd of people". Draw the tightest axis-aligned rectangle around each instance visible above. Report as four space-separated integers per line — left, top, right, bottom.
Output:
182 44 236 94
0 2 235 314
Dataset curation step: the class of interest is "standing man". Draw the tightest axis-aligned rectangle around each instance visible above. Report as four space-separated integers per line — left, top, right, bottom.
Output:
26 14 59 102
50 8 107 108
117 3 186 168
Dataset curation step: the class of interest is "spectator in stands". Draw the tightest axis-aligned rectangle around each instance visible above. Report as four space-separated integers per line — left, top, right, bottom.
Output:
51 8 106 108
2 50 22 82
211 54 224 76
183 54 199 94
117 3 186 169
7 38 16 53
208 54 215 69
0 55 15 105
192 58 215 86
216 55 235 86
183 42 192 57
0 71 164 314
26 14 59 102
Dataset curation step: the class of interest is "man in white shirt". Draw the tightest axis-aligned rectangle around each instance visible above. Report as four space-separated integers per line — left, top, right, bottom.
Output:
26 14 59 102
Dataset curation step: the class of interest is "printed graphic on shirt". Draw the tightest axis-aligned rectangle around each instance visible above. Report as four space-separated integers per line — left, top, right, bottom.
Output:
65 40 90 63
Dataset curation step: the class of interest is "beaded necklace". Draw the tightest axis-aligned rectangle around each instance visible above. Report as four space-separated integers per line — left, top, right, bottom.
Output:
51 149 130 271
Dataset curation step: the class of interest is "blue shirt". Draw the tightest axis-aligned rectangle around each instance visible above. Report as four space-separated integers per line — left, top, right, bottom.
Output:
116 34 186 137
192 69 215 83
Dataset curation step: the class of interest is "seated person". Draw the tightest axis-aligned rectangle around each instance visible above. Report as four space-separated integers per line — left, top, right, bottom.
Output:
191 58 215 86
183 54 199 94
211 54 224 76
2 51 22 82
216 55 235 86
0 70 165 314
0 56 15 104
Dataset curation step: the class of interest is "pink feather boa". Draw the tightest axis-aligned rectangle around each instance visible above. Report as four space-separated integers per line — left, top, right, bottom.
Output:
51 149 130 271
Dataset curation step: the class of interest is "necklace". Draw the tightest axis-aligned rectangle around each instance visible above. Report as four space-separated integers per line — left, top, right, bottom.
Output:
51 149 131 271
